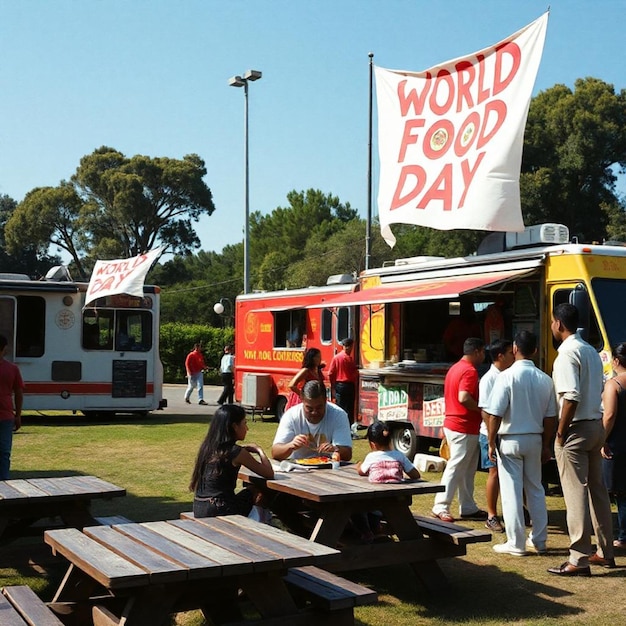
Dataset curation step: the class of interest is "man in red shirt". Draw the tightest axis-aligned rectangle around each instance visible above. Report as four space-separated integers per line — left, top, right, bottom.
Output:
328 337 358 425
0 334 24 480
184 343 208 406
432 337 487 523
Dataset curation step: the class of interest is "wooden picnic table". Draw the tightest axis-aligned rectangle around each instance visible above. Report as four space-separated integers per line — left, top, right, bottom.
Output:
44 515 360 626
0 475 126 541
239 462 490 592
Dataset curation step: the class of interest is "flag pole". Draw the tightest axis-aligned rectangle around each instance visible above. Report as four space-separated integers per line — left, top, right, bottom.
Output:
365 52 374 270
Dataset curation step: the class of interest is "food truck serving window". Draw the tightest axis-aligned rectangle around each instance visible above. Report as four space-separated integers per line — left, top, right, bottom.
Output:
274 309 306 348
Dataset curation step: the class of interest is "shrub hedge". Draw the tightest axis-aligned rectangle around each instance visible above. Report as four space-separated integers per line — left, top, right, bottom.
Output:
160 322 235 384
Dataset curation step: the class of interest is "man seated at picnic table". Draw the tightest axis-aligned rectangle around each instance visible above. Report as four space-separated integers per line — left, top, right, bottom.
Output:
272 380 352 461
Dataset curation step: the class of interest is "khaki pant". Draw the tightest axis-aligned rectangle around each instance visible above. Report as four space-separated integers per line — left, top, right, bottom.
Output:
555 419 614 566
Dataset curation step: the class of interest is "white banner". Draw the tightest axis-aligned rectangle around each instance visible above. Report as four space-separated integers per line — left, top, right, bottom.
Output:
375 12 548 246
85 247 164 305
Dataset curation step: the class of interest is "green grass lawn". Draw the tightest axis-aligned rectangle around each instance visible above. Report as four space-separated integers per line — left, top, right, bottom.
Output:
2 405 625 625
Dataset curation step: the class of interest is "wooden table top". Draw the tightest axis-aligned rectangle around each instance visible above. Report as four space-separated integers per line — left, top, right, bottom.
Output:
239 462 443 503
0 476 126 508
44 515 340 591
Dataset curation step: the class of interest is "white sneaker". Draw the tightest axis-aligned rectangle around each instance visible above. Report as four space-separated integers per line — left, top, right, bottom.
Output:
493 542 527 557
525 538 547 554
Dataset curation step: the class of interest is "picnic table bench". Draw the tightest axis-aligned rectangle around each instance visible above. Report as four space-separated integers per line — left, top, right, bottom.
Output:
0 476 126 542
238 462 491 592
44 514 376 625
1 585 65 626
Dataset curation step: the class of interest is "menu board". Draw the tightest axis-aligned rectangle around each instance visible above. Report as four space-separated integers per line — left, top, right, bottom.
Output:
514 283 538 316
112 360 147 398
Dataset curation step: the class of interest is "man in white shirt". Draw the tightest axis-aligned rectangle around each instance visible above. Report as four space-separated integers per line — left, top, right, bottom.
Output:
478 339 514 533
217 345 235 405
272 380 352 461
547 303 615 576
487 331 557 557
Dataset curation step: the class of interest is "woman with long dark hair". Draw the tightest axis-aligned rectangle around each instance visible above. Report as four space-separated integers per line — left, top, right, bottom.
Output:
285 348 324 411
190 404 273 518
602 342 626 549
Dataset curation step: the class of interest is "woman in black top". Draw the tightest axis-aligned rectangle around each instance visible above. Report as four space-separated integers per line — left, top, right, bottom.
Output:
190 404 274 517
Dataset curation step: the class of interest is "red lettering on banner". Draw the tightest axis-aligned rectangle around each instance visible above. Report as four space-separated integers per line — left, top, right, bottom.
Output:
476 54 490 104
429 70 454 115
493 41 521 96
459 153 486 207
476 100 507 148
398 119 425 162
390 155 485 212
94 255 148 278
417 163 453 211
455 60 475 111
89 276 115 294
453 111 481 157
397 76 432 116
390 166 426 210
422 120 455 160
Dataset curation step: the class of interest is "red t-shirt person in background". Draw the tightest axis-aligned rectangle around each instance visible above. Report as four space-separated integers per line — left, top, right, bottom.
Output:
328 338 358 425
0 334 24 480
184 343 208 406
432 337 486 523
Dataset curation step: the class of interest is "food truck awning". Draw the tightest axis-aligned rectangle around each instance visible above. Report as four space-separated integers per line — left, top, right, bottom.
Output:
308 267 538 308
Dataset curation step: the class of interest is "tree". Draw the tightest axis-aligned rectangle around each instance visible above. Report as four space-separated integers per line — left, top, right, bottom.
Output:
0 194 61 278
521 78 626 241
249 189 358 290
5 183 89 276
5 147 216 279
153 246 243 325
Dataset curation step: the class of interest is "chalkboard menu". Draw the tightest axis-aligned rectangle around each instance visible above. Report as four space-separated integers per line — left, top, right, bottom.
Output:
112 360 147 398
514 283 538 316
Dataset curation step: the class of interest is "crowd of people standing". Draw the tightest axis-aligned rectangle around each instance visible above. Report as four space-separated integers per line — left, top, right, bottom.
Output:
185 312 625 573
432 302 623 574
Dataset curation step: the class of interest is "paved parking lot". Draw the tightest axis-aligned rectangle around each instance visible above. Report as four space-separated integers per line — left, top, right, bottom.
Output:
161 383 223 415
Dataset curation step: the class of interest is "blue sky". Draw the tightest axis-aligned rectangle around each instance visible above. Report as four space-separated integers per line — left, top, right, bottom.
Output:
1 0 624 258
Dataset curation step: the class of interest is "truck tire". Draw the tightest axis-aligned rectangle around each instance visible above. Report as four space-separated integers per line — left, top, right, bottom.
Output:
391 426 418 459
274 396 287 422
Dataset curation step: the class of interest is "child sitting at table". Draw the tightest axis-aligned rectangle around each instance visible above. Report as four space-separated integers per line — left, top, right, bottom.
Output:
189 404 274 518
350 422 421 543
357 421 421 483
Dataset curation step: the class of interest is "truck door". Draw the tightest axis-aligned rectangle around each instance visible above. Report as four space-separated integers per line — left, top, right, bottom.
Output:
0 297 16 359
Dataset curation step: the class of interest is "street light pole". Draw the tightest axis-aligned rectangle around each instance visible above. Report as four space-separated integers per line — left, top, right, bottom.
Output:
229 69 262 294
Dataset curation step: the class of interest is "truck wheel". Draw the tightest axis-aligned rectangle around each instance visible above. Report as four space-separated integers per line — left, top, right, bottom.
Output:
391 426 417 459
274 396 287 422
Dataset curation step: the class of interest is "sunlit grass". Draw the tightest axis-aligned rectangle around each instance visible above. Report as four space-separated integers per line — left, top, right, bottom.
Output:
2 400 624 625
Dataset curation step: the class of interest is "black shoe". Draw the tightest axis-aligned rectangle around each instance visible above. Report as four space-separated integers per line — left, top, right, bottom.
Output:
547 561 591 577
184 398 190 404
460 509 489 521
198 400 208 406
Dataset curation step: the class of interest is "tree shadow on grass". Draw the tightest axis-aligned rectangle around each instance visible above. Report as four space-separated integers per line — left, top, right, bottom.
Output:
351 559 591 624
20 410 212 427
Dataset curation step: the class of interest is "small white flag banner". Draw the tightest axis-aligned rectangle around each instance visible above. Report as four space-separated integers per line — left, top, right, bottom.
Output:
85 247 164 306
375 12 548 247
